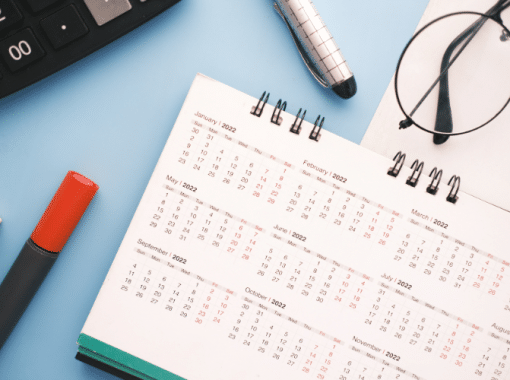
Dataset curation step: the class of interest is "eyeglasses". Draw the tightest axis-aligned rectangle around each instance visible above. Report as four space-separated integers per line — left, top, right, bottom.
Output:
394 0 510 144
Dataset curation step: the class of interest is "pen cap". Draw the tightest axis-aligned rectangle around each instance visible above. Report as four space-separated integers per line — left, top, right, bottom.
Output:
31 171 99 253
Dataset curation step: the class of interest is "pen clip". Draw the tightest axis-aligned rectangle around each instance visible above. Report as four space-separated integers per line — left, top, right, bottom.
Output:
273 2 328 88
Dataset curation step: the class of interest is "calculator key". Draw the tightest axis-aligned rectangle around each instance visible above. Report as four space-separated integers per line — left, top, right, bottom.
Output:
40 5 89 50
83 0 132 26
0 28 45 72
0 0 23 35
25 0 62 13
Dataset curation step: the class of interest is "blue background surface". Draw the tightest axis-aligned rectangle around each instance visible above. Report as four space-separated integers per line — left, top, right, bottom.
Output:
0 0 428 378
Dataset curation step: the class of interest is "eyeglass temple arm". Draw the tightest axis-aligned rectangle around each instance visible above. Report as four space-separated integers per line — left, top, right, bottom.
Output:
433 26 478 144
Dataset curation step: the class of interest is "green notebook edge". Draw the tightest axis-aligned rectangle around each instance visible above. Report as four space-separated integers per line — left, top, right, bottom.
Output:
77 333 184 380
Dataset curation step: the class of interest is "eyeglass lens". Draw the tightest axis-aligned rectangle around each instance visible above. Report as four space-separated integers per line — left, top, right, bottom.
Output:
395 11 510 142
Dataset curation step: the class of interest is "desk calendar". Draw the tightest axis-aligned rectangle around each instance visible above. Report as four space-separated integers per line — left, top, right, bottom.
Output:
77 74 510 380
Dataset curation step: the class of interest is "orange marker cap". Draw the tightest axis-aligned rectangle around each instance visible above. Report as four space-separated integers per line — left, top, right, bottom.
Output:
31 171 99 253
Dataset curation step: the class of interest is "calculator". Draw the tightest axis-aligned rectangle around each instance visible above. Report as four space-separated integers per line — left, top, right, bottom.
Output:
0 0 180 99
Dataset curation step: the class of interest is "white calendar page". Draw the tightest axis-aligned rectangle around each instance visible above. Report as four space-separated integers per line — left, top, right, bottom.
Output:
81 74 510 380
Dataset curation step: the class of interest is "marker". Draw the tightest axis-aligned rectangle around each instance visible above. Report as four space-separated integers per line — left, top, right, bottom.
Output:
274 0 357 99
0 171 98 350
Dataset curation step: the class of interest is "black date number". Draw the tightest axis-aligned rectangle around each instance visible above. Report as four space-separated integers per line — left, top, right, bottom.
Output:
397 280 412 290
271 299 286 309
222 123 236 133
172 255 187 264
182 182 197 192
332 173 347 183
433 219 448 229
292 232 306 242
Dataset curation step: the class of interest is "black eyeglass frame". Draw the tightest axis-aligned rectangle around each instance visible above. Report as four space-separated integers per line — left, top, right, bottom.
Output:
394 10 510 137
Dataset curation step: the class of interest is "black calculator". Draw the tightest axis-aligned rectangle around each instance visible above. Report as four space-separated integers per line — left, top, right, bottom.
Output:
0 0 180 99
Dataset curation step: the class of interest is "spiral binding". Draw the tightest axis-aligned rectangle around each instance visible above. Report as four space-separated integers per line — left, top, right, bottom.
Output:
309 116 324 141
251 91 269 117
447 175 460 204
387 151 406 177
426 168 443 195
271 99 287 125
406 159 424 187
387 151 461 203
290 108 306 135
251 91 322 141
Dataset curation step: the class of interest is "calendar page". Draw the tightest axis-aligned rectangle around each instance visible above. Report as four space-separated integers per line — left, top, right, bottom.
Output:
80 74 510 380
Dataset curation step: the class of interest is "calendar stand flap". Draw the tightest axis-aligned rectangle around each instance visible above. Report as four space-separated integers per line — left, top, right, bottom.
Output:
76 334 182 380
